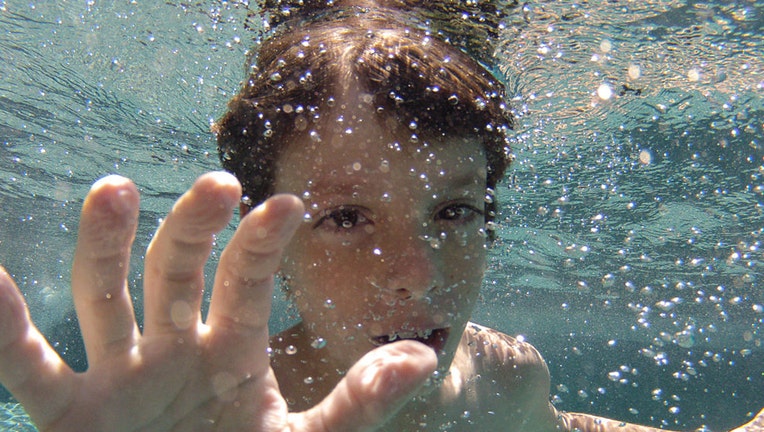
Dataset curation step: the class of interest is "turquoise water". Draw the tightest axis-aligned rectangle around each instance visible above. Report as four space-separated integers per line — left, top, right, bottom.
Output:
1 1 762 430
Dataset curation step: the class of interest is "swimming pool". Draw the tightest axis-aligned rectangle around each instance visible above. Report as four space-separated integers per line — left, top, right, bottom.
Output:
1 1 761 430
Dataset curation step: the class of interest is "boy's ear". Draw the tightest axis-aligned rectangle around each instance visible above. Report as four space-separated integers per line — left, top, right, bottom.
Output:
239 203 251 219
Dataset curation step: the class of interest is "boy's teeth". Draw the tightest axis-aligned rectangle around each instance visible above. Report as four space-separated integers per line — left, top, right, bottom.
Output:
388 329 433 341
371 328 448 349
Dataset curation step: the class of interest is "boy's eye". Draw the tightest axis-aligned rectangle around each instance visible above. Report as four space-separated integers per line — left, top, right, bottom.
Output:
314 206 370 231
435 204 482 223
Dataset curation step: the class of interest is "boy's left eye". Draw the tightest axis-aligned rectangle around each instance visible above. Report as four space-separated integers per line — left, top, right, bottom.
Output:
435 203 482 223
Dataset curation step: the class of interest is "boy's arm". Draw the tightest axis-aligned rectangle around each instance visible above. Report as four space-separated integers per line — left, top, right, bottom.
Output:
475 326 763 432
558 408 764 432
474 328 665 432
730 408 764 432
556 411 666 432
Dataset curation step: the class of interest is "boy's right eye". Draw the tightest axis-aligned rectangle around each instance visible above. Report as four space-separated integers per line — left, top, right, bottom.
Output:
313 206 371 232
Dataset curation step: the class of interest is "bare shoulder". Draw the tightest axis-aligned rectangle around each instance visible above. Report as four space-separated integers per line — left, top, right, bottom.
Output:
459 322 548 374
443 322 561 431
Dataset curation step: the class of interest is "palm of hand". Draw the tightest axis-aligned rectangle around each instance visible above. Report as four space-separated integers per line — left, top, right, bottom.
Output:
0 172 436 432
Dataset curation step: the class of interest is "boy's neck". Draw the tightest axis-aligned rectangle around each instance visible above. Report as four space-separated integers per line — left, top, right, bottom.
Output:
269 323 346 410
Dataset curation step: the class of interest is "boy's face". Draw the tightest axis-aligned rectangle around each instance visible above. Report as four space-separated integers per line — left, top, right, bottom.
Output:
273 109 488 372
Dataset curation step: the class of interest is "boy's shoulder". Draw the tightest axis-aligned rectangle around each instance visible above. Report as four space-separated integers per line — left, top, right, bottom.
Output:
456 322 554 408
420 323 561 430
458 322 549 375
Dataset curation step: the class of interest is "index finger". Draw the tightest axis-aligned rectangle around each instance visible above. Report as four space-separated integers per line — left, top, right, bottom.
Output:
143 172 241 336
205 194 303 374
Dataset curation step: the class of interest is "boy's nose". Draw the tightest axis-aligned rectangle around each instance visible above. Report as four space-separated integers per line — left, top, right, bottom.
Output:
379 240 445 300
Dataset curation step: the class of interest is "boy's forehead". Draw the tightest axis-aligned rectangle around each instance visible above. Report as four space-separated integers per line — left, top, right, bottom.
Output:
273 93 488 189
275 135 487 193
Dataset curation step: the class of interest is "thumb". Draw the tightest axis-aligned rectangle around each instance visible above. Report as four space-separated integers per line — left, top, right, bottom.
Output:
289 340 438 432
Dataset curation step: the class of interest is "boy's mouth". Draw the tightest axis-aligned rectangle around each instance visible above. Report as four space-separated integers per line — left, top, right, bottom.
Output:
370 327 450 353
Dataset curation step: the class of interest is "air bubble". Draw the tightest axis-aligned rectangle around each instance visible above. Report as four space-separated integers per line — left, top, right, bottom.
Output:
285 345 297 355
687 68 701 82
639 150 652 165
600 39 612 53
484 189 495 204
311 337 327 349
597 83 613 100
429 237 442 249
628 64 641 80
675 330 695 348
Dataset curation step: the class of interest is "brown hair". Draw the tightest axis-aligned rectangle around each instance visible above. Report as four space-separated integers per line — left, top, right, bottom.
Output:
214 5 513 225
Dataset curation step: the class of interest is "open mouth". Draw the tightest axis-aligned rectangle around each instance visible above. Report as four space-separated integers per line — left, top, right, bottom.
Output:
370 327 450 353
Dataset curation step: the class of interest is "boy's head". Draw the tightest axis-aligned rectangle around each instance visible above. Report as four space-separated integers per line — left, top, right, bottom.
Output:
213 11 513 371
214 13 513 225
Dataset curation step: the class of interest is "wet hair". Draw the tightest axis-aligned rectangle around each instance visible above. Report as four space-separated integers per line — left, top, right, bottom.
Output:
214 4 514 226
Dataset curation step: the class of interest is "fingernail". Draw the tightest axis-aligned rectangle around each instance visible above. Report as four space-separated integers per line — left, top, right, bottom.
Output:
198 171 241 210
111 187 137 214
92 175 136 215
91 174 128 191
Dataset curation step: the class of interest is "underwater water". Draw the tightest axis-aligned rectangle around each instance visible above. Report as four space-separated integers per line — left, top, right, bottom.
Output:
0 1 762 430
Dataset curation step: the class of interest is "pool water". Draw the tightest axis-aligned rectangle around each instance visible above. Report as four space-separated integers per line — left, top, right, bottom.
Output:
1 1 762 430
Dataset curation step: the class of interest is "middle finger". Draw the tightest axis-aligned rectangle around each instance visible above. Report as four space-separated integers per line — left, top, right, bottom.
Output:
143 172 241 336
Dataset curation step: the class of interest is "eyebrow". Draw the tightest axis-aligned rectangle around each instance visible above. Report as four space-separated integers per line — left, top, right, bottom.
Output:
307 172 483 197
445 173 485 190
307 179 363 196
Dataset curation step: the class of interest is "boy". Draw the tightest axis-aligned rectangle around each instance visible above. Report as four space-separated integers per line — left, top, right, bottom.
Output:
1 1 762 431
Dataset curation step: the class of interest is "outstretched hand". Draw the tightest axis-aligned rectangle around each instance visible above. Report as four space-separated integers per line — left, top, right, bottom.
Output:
0 172 437 431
